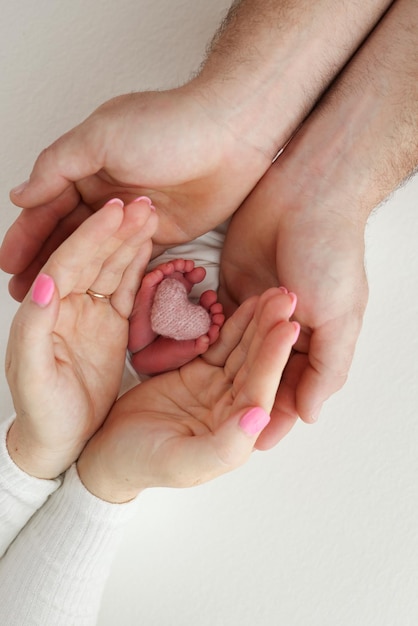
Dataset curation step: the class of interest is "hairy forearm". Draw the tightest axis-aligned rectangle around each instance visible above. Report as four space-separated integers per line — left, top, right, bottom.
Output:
276 0 418 223
192 0 394 158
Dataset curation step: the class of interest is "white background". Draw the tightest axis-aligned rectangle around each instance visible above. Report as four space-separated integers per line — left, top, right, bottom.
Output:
1 1 418 624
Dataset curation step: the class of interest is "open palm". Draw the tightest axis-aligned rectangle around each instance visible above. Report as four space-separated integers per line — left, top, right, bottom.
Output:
6 199 157 478
78 289 299 502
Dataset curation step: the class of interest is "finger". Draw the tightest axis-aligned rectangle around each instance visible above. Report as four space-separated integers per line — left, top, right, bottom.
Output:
156 404 272 488
7 202 94 302
8 197 155 302
0 186 81 276
203 296 258 367
174 319 299 484
225 289 296 389
232 318 300 415
9 120 102 209
149 315 299 488
193 320 299 476
41 200 125 297
6 274 60 391
110 244 154 319
254 352 306 451
87 199 158 300
161 316 297 487
296 312 363 422
205 289 291 372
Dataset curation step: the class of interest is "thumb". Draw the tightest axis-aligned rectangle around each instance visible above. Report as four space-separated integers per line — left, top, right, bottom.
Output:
211 406 271 469
10 121 101 208
167 406 271 488
7 274 60 381
296 311 364 423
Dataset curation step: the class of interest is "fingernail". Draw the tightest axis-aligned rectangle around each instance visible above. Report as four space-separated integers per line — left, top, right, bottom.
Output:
133 196 156 210
32 273 55 307
278 286 288 294
288 292 297 316
11 180 29 195
291 321 300 344
239 407 271 436
104 198 124 208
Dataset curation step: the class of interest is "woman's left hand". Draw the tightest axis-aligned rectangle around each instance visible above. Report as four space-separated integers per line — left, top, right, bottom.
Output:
5 198 157 479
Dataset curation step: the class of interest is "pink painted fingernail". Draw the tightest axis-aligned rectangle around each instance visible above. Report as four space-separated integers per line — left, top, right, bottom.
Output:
11 180 29 195
133 196 156 210
292 321 301 344
31 273 55 307
288 292 297 316
239 407 271 435
104 198 124 207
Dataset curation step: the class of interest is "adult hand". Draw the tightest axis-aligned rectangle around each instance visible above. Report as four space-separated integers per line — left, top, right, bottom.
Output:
1 87 270 301
1 0 388 302
77 289 300 503
219 167 368 447
5 198 157 479
266 210 367 440
220 0 418 443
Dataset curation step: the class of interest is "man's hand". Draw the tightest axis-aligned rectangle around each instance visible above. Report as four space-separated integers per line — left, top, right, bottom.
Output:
1 0 390 301
219 172 368 443
264 210 368 442
220 0 418 440
1 88 270 301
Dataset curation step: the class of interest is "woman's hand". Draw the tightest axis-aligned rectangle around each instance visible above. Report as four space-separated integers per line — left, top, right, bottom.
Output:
5 198 157 479
77 288 300 503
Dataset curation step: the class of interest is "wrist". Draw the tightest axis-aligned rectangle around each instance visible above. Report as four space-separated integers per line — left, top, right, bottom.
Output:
180 79 272 170
192 1 392 160
6 420 59 480
77 435 143 504
275 91 386 228
6 420 76 480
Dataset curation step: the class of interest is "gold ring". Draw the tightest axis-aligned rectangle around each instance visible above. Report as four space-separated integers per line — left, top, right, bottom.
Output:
86 288 113 301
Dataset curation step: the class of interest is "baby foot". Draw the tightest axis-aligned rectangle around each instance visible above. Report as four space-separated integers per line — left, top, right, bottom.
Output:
129 259 224 376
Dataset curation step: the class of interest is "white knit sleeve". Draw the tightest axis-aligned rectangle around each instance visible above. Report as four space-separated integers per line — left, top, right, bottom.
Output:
0 416 62 558
0 462 140 626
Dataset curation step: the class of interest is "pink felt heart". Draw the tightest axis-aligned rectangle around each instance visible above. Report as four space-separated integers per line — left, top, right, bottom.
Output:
151 278 211 340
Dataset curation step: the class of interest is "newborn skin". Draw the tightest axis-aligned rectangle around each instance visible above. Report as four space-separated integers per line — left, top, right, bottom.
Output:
129 259 224 376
